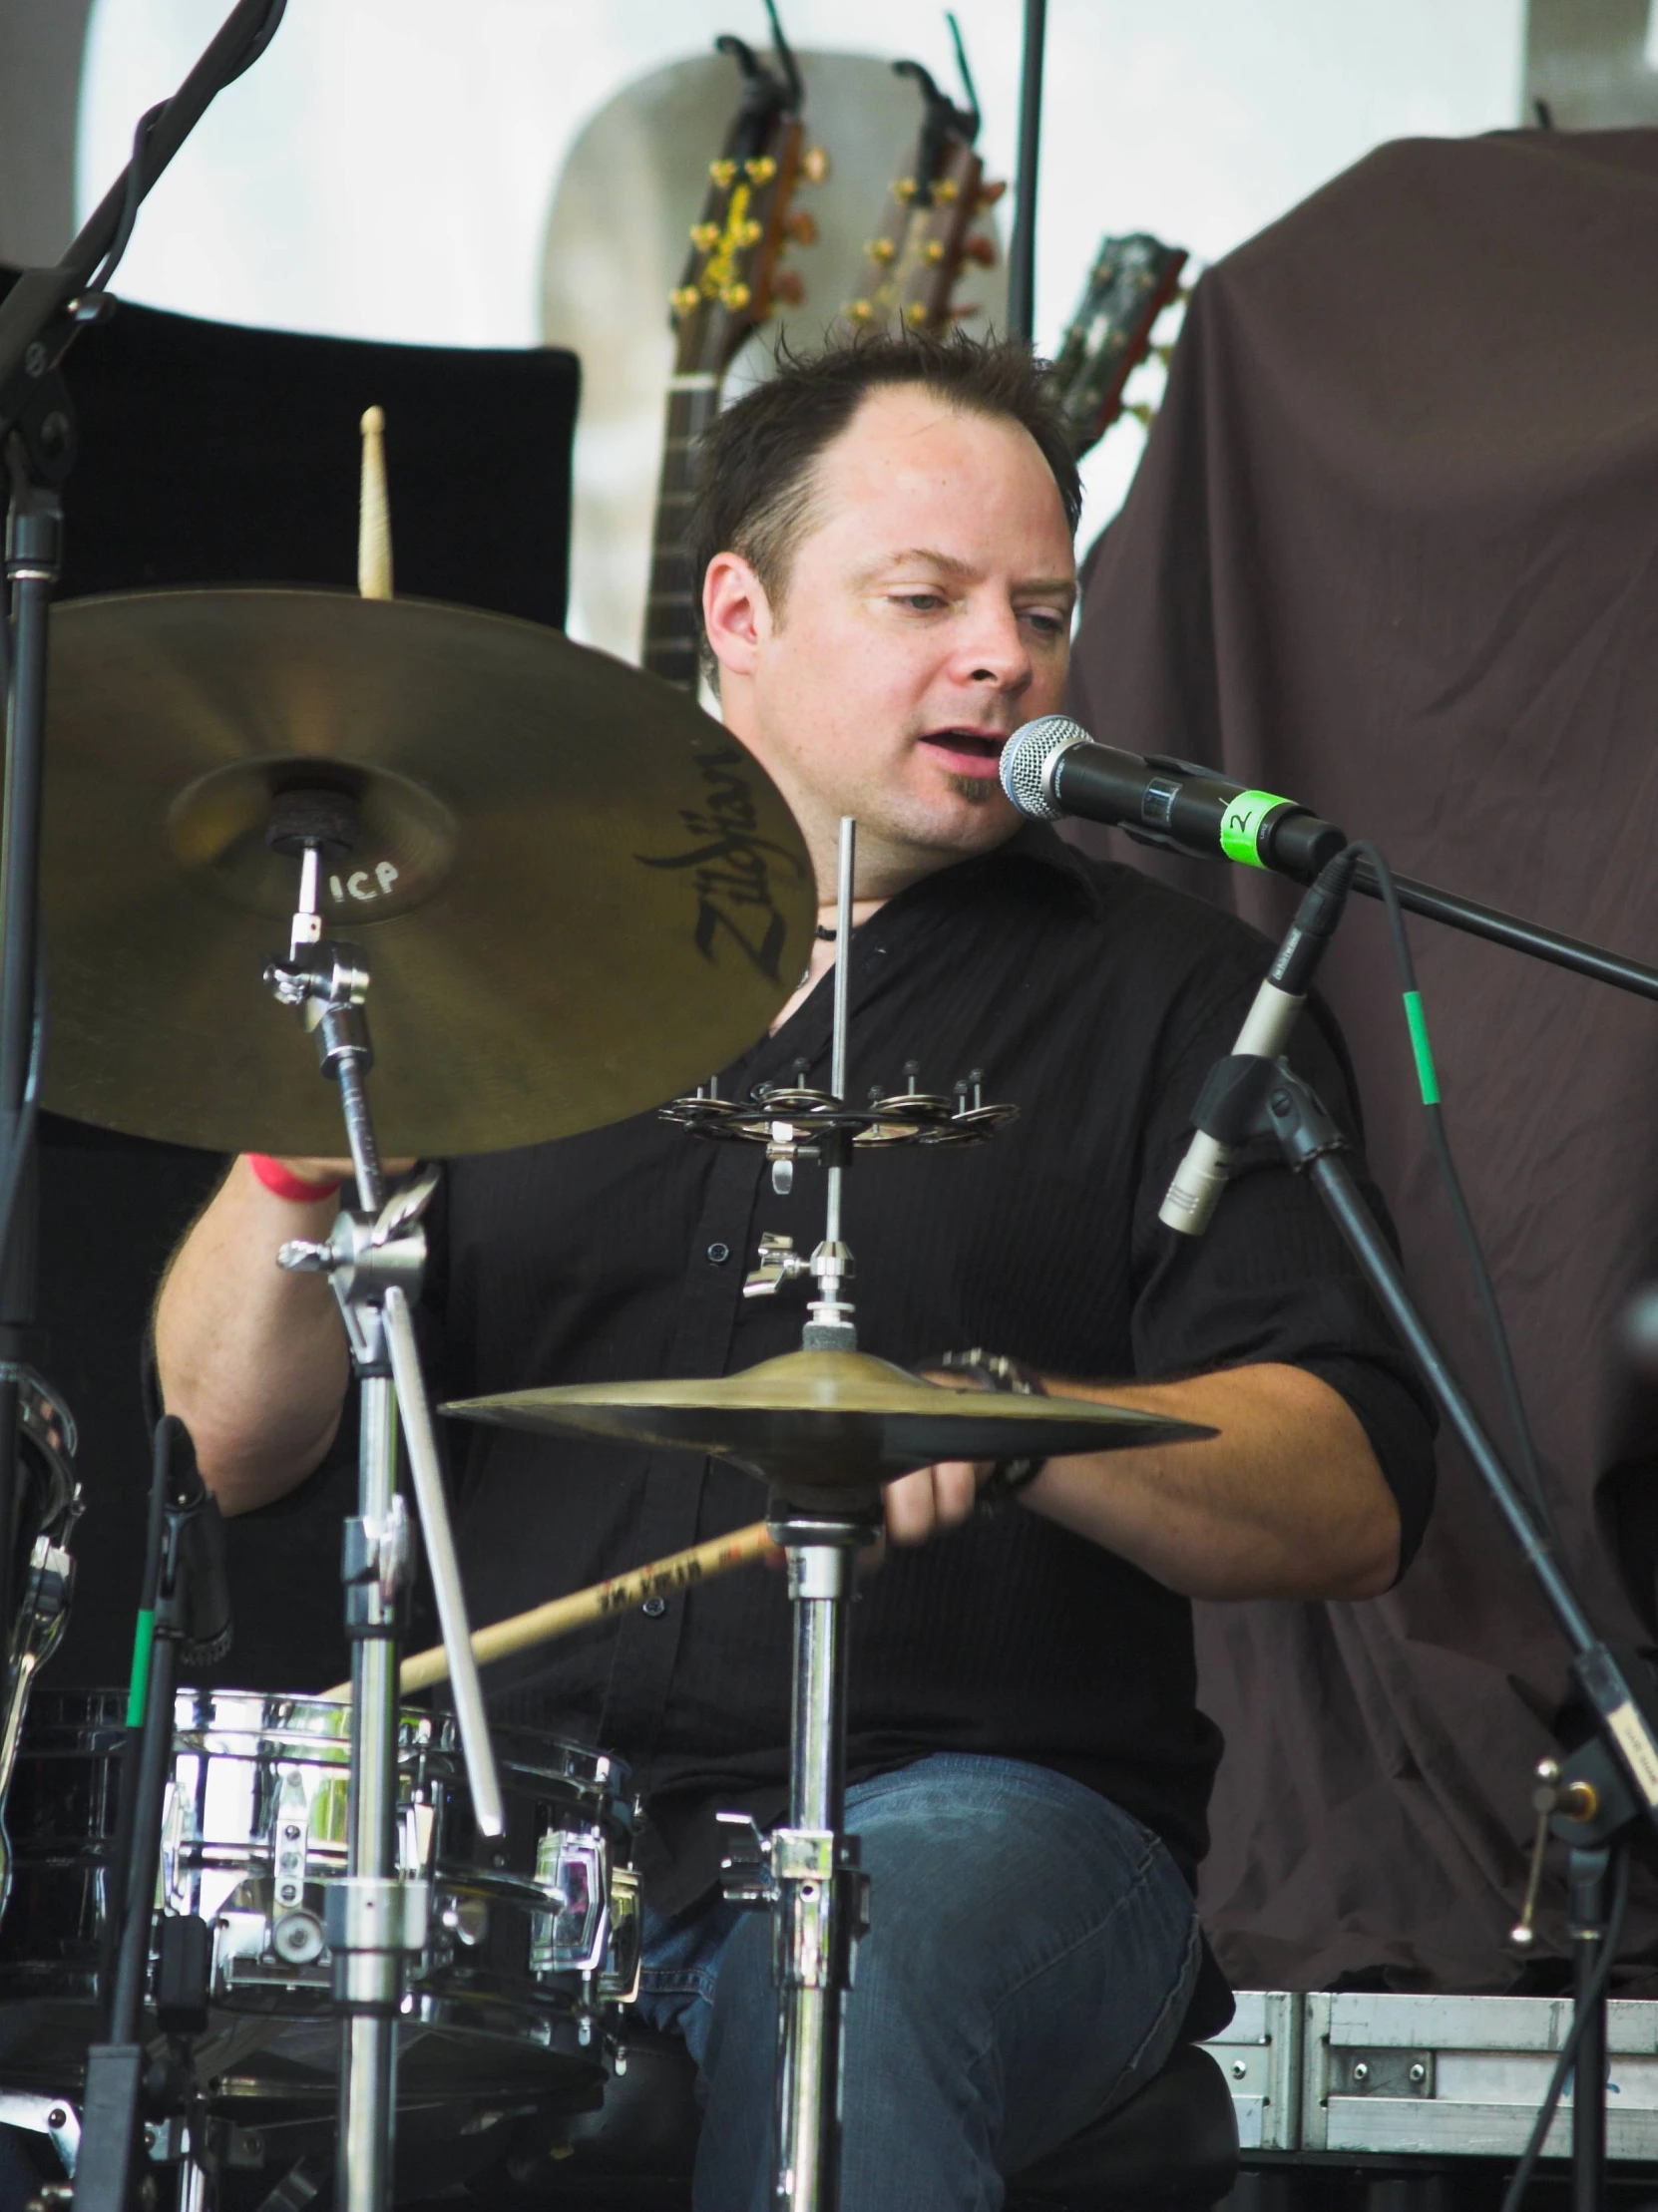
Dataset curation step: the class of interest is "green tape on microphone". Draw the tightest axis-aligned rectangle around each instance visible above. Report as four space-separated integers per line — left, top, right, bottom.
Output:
1218 790 1290 868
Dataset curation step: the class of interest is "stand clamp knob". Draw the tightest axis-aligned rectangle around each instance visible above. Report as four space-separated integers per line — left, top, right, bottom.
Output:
744 1234 812 1300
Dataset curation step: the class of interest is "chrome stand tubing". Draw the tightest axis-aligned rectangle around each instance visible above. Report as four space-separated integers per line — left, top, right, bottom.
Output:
788 1544 849 1831
767 1518 873 2212
337 1356 402 2212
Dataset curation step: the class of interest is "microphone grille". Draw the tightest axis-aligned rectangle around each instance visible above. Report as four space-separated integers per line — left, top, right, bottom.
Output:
999 715 1090 821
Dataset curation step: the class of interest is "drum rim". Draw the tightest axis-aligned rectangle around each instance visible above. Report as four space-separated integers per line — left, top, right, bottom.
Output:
17 1684 630 1802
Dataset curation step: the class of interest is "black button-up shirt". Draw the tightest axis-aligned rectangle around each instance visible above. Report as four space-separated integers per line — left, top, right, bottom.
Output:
421 827 1434 1914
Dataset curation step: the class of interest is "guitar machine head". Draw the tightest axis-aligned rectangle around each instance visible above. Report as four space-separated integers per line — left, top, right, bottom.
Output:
666 5 826 384
843 17 1004 338
1048 233 1191 462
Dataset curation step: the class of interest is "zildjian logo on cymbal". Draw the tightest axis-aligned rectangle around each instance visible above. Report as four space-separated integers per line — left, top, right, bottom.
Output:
634 742 804 981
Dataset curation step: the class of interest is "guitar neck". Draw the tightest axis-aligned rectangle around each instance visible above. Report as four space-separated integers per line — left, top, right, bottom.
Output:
643 375 722 689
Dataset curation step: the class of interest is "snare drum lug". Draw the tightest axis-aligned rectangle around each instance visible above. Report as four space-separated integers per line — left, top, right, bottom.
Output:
400 1794 436 1875
599 1865 642 2004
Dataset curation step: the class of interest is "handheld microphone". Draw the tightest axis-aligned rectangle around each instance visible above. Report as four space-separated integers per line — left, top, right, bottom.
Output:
999 715 1348 883
1159 847 1358 1236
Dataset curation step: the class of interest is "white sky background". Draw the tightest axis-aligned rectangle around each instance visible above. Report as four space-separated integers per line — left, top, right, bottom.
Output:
80 0 1526 629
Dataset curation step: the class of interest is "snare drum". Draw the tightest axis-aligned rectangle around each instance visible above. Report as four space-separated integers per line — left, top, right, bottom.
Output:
0 1687 639 2116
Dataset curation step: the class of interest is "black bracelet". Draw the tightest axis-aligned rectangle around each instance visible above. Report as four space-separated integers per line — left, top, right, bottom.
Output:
933 1348 1047 1514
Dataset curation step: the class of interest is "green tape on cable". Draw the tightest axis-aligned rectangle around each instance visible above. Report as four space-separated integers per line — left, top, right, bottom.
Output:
1218 790 1290 868
126 1609 155 1727
1404 990 1441 1106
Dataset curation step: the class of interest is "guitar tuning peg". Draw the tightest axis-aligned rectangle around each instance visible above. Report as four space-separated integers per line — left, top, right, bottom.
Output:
802 147 831 184
962 234 997 268
784 208 819 246
772 269 805 307
975 179 1008 207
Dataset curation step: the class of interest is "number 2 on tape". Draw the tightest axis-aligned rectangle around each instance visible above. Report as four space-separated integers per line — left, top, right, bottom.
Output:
1219 790 1288 869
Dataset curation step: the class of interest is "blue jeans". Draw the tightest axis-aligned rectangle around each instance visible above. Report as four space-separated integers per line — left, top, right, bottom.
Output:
634 1753 1200 2212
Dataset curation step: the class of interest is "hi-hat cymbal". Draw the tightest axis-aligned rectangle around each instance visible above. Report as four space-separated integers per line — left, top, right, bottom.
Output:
443 1347 1214 1494
39 588 815 1157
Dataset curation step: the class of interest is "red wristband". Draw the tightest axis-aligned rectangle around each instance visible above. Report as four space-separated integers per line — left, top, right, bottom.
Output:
246 1153 344 1204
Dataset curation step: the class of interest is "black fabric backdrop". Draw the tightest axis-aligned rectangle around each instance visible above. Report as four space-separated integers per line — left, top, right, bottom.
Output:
1068 129 1658 1991
0 273 578 1697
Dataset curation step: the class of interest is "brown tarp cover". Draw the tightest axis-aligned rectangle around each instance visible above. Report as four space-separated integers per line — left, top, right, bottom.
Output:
1068 129 1658 1991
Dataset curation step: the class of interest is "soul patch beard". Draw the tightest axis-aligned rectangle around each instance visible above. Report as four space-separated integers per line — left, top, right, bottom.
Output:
946 772 1003 806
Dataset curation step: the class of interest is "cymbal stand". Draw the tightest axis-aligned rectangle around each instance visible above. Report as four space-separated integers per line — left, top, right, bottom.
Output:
717 819 876 2212
665 816 1018 2208
264 797 503 2212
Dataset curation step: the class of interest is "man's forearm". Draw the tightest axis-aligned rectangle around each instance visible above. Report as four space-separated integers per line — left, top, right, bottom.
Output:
1021 1362 1401 1601
154 1157 352 1515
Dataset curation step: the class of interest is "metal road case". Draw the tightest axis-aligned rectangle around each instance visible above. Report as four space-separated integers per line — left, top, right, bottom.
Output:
1201 1993 1302 2151
1299 1992 1658 2161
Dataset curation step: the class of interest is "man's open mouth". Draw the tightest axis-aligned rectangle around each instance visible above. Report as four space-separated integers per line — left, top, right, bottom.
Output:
918 730 1009 776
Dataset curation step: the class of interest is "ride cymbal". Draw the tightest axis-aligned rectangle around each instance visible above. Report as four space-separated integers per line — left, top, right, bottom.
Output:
39 588 814 1156
444 1347 1214 1494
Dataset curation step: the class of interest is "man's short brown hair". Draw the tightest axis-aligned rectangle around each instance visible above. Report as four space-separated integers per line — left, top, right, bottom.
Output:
688 331 1082 679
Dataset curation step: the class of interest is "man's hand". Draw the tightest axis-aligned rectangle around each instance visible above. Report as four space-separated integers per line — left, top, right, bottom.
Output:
882 1367 992 1549
883 1456 988 1546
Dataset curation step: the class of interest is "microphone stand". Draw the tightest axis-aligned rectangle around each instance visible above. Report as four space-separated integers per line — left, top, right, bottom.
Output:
1124 781 1658 1002
73 1420 227 2212
0 0 287 1655
1006 0 1046 341
1349 862 1658 1005
1185 1049 1657 2212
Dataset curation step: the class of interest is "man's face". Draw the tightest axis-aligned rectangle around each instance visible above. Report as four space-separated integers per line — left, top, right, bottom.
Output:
705 385 1076 895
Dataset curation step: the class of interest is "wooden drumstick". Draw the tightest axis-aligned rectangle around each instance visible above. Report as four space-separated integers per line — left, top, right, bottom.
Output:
321 1521 777 1700
358 405 393 600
